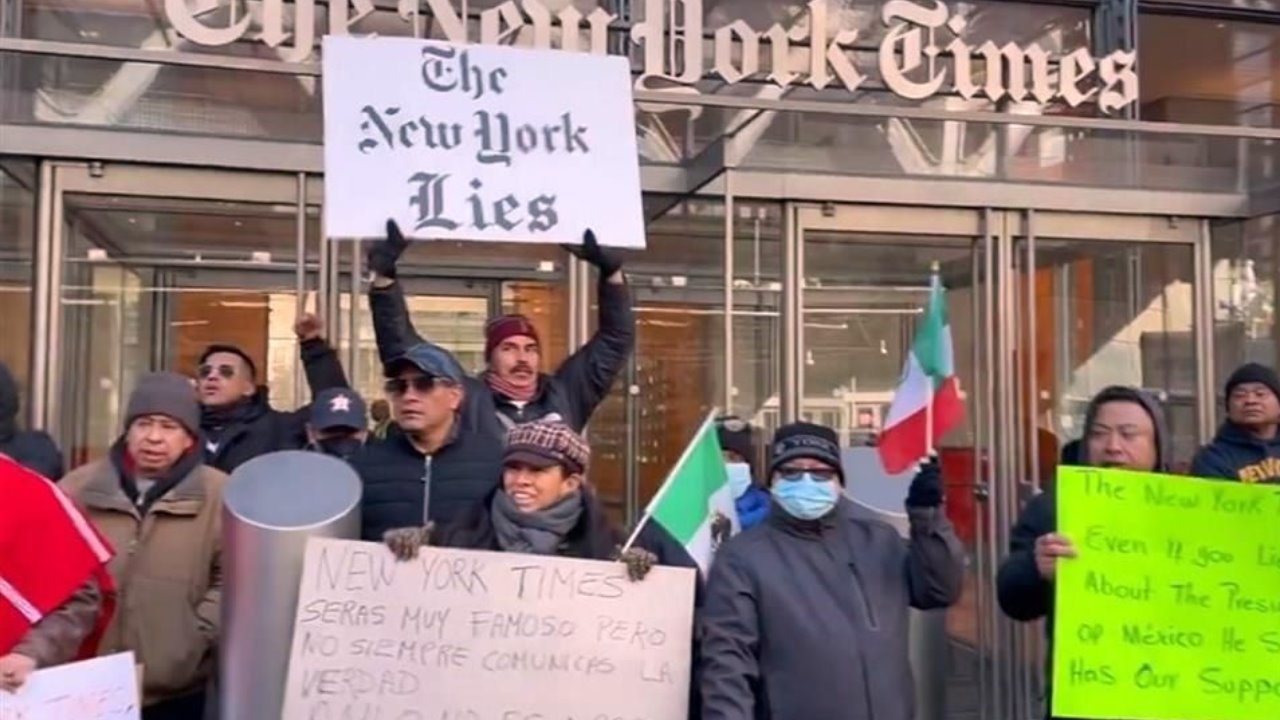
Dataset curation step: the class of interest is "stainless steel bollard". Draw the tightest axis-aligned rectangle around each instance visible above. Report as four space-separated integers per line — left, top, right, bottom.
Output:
219 451 362 720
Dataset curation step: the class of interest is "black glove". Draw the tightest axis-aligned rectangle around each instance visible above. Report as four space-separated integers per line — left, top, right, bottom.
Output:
562 229 622 277
906 458 944 508
367 219 410 280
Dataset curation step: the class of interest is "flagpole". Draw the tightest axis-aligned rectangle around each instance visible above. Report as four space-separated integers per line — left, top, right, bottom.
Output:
620 407 721 553
925 262 939 460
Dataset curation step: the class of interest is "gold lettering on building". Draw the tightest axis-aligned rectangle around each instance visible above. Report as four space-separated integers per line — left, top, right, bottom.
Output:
164 0 1139 113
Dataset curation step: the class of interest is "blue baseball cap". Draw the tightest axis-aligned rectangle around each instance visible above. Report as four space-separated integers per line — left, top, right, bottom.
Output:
310 388 368 432
383 342 466 384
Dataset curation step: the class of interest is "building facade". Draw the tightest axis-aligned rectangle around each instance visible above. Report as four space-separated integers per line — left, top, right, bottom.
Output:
1 0 1278 717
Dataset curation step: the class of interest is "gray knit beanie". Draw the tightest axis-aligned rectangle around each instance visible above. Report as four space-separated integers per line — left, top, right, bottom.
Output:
126 372 199 436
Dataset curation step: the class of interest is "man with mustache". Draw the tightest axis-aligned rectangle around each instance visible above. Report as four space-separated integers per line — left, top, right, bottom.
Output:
365 221 633 432
1191 362 1280 484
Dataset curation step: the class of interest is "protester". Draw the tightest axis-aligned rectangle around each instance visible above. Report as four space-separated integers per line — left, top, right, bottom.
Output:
307 388 368 461
700 421 963 720
354 342 505 541
60 372 224 719
365 221 634 432
197 313 349 473
369 398 392 439
997 386 1168 719
0 456 114 693
1191 362 1280 483
716 415 770 530
0 362 64 480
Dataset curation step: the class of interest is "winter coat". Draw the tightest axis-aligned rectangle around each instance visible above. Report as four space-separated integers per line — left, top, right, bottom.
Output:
60 455 225 705
0 363 64 480
200 338 349 474
700 497 964 720
735 486 771 531
996 386 1169 719
354 420 504 543
369 279 634 432
1190 420 1280 484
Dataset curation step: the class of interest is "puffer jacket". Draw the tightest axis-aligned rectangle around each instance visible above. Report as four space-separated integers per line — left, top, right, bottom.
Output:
369 278 634 433
60 453 225 705
0 362 64 480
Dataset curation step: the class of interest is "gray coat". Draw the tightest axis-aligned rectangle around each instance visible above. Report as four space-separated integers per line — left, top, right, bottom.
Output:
700 498 964 720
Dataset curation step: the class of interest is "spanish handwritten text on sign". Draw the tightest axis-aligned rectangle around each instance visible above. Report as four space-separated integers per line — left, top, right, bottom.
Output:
1052 467 1280 720
0 652 140 720
281 538 696 720
322 36 645 248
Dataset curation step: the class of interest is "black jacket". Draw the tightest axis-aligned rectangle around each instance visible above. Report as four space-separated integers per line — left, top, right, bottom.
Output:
369 278 634 432
200 338 349 474
700 498 964 720
354 419 504 543
996 386 1169 720
1190 421 1280 484
0 363 64 480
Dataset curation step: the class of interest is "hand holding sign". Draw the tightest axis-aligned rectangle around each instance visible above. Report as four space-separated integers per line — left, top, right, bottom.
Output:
1035 532 1079 580
0 652 36 692
562 229 622 279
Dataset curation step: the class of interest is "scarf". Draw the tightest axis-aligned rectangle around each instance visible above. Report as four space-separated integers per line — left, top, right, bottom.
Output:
0 455 116 658
201 392 264 431
482 370 538 403
490 490 584 555
109 439 202 514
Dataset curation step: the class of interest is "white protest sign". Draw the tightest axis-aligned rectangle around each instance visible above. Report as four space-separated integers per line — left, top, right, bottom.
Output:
0 652 140 720
282 538 695 720
322 36 645 248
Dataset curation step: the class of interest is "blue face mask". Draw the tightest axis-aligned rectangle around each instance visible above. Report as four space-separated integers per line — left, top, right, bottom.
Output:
726 462 754 498
772 473 838 520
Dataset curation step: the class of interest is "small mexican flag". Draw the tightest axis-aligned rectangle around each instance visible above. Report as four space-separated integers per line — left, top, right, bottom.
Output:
878 270 964 474
627 412 739 574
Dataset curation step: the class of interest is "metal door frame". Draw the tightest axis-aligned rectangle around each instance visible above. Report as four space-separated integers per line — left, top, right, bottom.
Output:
787 203 1215 720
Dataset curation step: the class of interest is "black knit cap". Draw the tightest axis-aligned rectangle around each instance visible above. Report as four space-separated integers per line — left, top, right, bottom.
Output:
199 344 257 381
1224 362 1280 407
716 416 755 473
767 421 845 485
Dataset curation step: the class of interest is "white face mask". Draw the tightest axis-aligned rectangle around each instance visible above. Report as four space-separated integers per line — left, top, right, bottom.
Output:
725 462 754 498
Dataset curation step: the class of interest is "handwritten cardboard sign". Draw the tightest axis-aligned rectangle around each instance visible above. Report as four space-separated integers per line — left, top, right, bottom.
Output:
1053 467 1280 720
281 538 696 720
0 652 140 720
322 36 645 248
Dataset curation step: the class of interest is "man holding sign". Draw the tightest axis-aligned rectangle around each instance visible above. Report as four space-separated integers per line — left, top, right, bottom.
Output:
366 221 634 434
997 386 1170 718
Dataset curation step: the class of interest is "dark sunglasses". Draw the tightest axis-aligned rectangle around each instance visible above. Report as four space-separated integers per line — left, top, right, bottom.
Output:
777 467 839 482
198 363 236 380
384 376 441 396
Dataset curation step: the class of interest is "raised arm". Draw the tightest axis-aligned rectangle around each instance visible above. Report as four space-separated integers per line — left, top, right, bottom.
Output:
902 461 965 609
367 220 426 366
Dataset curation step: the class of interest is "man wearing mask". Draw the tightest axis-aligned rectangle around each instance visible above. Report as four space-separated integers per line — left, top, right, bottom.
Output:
1191 362 1280 483
307 388 368 460
0 362 63 480
197 314 349 473
716 416 769 530
353 342 505 541
60 373 224 719
701 422 963 720
365 221 633 432
997 386 1168 719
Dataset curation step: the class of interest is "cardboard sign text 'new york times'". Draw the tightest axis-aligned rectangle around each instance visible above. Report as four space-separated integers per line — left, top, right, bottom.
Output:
322 36 645 248
281 538 696 720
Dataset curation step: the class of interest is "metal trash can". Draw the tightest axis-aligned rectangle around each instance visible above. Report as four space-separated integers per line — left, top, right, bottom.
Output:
219 451 362 720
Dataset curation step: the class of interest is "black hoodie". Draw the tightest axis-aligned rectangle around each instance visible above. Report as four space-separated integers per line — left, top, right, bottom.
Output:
995 386 1169 720
0 363 64 480
1190 421 1280 484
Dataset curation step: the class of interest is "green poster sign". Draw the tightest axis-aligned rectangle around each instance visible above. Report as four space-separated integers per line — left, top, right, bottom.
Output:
1052 467 1280 720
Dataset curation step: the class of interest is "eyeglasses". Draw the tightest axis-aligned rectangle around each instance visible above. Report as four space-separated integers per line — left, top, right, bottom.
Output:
777 467 839 482
384 376 441 396
716 416 750 432
198 364 236 380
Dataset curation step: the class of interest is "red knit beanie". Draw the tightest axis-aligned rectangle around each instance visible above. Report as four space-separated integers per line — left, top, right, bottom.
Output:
485 314 540 358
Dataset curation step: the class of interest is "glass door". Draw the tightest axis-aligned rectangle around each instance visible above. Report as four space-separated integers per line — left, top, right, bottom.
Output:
47 164 318 465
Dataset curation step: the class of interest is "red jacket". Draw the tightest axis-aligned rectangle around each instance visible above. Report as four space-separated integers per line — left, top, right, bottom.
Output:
0 454 116 659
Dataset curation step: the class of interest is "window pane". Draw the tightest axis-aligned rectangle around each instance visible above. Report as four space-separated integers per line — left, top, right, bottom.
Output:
0 161 37 423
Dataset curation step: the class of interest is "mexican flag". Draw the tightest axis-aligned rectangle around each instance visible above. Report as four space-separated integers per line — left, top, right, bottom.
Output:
629 412 738 574
878 271 964 474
